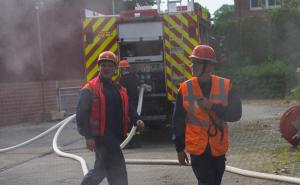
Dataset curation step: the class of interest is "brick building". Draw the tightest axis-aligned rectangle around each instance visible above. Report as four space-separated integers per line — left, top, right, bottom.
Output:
234 0 281 18
0 0 113 125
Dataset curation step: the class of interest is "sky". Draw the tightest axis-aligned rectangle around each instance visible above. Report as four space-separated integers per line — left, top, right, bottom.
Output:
196 0 234 15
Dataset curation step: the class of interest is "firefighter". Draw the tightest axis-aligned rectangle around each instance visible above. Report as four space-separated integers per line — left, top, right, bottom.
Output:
172 45 242 185
119 59 141 148
76 51 144 185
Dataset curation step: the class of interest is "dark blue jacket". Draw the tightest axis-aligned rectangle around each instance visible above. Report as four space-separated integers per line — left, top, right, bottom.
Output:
76 77 140 144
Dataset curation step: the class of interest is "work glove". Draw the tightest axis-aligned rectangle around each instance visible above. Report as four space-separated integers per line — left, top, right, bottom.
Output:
177 151 190 166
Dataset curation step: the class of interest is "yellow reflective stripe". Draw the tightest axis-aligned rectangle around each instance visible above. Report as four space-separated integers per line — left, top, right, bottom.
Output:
92 18 105 32
84 19 105 54
165 66 179 93
87 65 99 81
189 12 197 23
178 14 198 46
165 16 189 42
166 52 184 74
175 14 188 27
165 39 191 69
166 65 172 76
166 66 178 101
83 18 92 29
86 42 118 81
165 37 171 48
85 18 116 56
174 53 192 79
166 15 198 47
167 93 175 101
110 41 118 53
164 26 192 54
166 53 191 86
86 29 118 68
166 78 178 93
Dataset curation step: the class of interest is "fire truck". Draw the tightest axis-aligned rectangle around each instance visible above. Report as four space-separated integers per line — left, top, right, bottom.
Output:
81 0 211 127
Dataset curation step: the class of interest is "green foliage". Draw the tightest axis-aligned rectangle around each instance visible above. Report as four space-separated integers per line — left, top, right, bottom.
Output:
219 61 295 98
296 145 300 161
213 16 271 66
239 16 271 64
271 7 300 66
212 5 235 35
286 86 300 100
213 5 235 24
212 4 300 98
281 0 300 8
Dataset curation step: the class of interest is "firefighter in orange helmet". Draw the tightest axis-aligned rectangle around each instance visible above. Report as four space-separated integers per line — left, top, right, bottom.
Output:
172 45 242 185
119 59 141 148
76 51 144 185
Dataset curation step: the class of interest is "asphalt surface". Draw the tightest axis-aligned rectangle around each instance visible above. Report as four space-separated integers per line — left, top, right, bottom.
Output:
0 100 300 185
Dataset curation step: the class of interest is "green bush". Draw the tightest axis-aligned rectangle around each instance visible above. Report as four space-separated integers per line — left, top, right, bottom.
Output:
286 87 300 100
218 61 295 99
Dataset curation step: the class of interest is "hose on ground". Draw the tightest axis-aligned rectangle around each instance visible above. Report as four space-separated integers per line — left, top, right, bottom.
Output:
0 118 67 153
53 86 146 175
2 85 300 184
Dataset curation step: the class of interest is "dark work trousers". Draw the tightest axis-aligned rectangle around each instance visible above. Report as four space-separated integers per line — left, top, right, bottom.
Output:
81 140 128 185
190 149 226 185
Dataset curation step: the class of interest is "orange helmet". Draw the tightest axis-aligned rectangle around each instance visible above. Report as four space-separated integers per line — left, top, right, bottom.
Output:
119 60 129 68
97 51 117 65
189 45 216 63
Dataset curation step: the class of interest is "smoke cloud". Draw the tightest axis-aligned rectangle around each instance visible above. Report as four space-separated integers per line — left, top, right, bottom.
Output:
0 0 84 82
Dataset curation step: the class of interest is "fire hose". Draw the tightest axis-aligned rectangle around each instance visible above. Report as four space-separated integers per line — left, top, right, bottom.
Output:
1 85 300 184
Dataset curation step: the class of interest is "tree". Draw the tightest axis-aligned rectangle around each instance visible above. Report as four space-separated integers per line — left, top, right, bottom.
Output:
271 6 300 66
212 5 271 67
213 4 235 24
281 0 300 8
211 5 236 65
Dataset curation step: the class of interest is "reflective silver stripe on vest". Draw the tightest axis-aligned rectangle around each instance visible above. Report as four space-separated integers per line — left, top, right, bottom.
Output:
210 78 227 105
185 80 208 126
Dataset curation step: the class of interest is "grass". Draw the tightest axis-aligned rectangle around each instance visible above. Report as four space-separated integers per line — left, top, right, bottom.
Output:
286 86 300 100
269 146 300 174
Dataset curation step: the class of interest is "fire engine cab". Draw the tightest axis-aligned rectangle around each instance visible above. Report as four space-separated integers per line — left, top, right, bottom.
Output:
82 0 211 127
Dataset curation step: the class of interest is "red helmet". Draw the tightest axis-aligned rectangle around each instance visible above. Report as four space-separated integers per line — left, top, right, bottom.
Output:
97 51 117 65
119 60 129 68
189 45 216 63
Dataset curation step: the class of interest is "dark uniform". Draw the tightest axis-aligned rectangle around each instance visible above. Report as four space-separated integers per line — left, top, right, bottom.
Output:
76 77 140 185
120 72 139 109
119 72 141 148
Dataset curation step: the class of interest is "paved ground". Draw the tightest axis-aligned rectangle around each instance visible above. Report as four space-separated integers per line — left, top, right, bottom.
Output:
0 100 300 185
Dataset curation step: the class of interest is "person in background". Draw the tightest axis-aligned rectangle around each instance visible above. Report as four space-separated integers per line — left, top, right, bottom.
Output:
119 59 142 148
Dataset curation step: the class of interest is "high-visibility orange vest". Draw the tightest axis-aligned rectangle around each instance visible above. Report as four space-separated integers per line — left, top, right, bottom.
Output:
180 75 230 156
82 77 130 137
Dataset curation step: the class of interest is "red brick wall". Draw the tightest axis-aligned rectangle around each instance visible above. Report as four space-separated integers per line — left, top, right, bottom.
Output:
234 0 271 18
0 80 84 126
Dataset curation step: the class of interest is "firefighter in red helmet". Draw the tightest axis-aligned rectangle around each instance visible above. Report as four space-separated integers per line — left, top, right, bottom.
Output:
119 59 141 148
76 51 144 185
172 45 242 185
